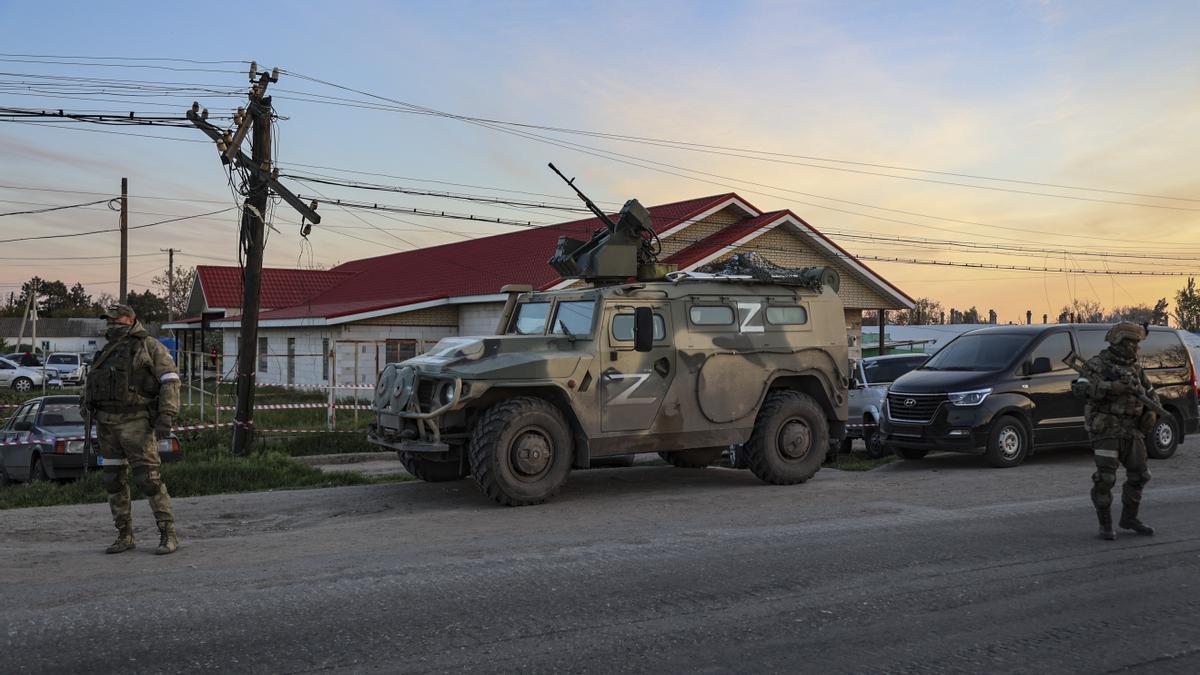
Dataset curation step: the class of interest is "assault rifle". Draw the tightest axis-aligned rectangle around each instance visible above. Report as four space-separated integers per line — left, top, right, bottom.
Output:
1064 351 1168 417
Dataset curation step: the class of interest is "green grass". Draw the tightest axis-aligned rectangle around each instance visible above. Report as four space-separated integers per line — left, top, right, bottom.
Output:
0 443 411 510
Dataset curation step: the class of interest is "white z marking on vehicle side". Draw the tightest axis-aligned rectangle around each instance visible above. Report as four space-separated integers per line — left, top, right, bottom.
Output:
606 372 657 405
737 301 764 333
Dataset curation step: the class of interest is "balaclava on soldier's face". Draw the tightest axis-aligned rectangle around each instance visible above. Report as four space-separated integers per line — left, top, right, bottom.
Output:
105 320 131 341
1110 337 1140 360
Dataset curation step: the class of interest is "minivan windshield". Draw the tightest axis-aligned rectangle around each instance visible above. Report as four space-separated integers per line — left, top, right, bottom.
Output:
922 334 1034 371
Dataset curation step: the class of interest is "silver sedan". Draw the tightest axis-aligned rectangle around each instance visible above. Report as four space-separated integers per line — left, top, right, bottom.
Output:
0 357 61 393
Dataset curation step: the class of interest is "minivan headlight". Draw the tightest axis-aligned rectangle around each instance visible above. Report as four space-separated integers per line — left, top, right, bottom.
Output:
948 388 992 406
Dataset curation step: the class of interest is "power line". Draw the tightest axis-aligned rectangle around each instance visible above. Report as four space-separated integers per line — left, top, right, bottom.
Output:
0 207 236 244
0 53 249 65
0 198 114 217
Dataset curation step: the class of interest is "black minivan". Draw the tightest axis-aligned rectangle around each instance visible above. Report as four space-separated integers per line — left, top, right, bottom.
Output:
880 324 1199 467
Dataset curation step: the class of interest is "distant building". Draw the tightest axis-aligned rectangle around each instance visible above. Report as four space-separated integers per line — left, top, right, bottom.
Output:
167 193 916 386
0 317 106 356
861 324 983 356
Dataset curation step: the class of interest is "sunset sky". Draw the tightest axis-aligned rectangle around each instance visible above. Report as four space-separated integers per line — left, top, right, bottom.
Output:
1 1 1197 323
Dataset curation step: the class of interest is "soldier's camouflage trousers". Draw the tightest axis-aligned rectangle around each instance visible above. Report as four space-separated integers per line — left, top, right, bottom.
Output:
1090 435 1151 512
97 417 174 529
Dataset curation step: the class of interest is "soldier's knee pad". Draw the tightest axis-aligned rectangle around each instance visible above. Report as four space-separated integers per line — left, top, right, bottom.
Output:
1092 469 1116 490
131 466 162 498
1128 469 1151 488
101 467 124 495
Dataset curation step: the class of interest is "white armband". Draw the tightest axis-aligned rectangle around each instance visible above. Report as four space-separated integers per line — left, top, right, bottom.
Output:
160 372 180 383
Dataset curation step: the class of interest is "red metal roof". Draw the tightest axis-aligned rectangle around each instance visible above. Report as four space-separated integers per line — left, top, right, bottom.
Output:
196 266 358 310
200 192 912 324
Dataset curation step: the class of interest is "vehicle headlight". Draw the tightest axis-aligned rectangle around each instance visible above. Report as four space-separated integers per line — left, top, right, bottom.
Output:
947 388 992 406
437 381 457 406
65 440 86 454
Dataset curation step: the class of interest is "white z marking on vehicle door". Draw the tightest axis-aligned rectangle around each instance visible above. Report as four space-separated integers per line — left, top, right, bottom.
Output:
737 301 764 333
606 372 657 405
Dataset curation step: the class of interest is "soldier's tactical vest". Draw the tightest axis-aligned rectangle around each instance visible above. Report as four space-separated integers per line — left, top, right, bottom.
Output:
86 335 161 413
1084 352 1145 437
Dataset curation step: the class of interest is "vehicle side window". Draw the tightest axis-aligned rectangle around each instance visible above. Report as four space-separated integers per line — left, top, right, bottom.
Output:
689 306 734 326
48 355 71 365
1140 332 1189 370
1076 330 1107 359
1029 332 1074 372
611 314 666 342
0 360 13 370
9 404 36 430
765 306 808 325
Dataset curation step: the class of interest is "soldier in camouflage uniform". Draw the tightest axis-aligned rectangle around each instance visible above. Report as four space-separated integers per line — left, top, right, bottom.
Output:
81 304 182 555
1071 322 1159 540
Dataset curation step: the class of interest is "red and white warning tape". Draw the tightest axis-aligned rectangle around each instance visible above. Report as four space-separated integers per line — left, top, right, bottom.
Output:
0 420 366 445
213 402 373 412
217 381 375 390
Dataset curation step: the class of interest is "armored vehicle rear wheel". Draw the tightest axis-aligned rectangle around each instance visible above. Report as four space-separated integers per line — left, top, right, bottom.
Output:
399 453 468 482
745 390 828 485
659 448 724 468
469 396 573 506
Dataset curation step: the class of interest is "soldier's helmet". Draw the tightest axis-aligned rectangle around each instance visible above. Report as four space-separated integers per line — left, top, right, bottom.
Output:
1105 321 1147 344
101 303 136 321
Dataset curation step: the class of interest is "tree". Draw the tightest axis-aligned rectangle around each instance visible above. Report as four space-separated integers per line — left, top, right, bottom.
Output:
1105 299 1170 326
1175 277 1200 331
894 297 944 325
151 266 196 318
1058 299 1104 323
125 289 169 322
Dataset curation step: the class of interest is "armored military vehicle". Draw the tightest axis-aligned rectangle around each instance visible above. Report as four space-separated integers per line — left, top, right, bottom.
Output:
369 170 848 505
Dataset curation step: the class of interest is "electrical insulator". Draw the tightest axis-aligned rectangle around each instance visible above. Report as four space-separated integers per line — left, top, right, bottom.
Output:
201 108 209 120
300 223 312 237
222 132 234 146
309 200 319 211
235 107 245 124
270 67 279 82
272 167 280 180
249 61 257 80
216 140 228 153
191 101 200 114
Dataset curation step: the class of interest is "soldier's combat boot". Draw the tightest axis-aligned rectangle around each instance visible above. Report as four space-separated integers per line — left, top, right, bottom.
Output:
105 526 135 554
155 521 178 555
1119 506 1155 536
1096 509 1116 541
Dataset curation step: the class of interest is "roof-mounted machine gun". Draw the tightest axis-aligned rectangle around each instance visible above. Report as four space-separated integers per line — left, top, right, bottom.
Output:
547 163 676 283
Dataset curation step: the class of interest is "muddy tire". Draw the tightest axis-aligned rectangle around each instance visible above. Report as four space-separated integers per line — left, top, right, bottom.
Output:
659 447 724 468
744 390 828 485
398 453 467 482
469 396 573 506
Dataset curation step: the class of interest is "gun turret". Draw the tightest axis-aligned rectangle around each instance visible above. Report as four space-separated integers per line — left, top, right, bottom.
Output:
546 164 675 283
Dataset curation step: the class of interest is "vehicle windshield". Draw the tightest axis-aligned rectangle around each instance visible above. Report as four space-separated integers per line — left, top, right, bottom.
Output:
551 300 596 336
511 302 551 335
39 403 85 427
922 334 1033 371
863 357 925 384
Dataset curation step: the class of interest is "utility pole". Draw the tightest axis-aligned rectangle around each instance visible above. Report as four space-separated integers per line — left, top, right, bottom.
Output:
160 247 179 320
187 62 320 455
119 178 128 303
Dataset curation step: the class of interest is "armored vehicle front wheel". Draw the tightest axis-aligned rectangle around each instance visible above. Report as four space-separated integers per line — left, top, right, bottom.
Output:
398 453 468 482
745 390 828 485
659 448 724 468
469 396 573 506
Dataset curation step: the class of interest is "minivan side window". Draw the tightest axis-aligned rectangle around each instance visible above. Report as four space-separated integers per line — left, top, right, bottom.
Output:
1029 332 1074 372
1140 332 1189 370
1076 330 1108 359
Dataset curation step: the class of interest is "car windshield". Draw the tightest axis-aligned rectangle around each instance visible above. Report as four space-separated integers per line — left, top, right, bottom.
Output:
551 300 596 336
922 334 1033 371
863 357 925 384
511 302 551 335
38 403 85 427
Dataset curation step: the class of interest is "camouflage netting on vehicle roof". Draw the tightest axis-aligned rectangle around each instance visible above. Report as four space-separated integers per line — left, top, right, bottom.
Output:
697 253 840 292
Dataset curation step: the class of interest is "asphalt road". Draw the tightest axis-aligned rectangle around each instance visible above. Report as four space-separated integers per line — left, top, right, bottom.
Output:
3 439 1200 674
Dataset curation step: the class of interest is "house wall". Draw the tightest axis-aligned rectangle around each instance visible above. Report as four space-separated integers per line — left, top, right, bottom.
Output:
658 206 744 258
459 302 506 336
1 335 104 356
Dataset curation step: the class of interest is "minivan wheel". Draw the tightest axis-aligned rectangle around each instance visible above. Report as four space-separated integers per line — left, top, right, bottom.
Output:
659 448 724 468
469 396 573 506
744 390 828 485
864 427 889 459
1147 414 1180 460
984 415 1029 468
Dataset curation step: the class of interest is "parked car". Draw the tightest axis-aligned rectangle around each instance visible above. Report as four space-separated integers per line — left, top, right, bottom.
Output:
0 357 62 392
44 352 87 385
0 395 181 484
4 352 43 367
880 324 1200 468
845 353 929 458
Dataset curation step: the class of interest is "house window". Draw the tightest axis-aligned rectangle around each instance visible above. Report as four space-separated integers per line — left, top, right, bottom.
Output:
286 338 296 384
385 339 417 364
322 338 330 381
257 336 268 373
